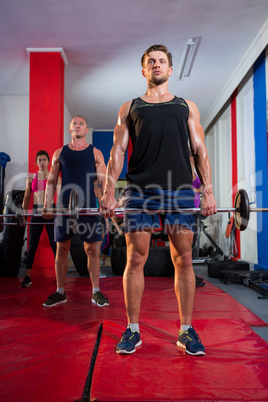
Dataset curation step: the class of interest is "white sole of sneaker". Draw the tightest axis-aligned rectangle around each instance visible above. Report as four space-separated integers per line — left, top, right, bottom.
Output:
42 299 67 308
185 350 206 356
91 299 109 307
176 341 205 356
116 340 142 354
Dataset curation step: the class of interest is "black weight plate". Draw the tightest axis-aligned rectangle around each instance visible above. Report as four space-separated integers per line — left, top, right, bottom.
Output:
15 204 25 227
234 189 250 231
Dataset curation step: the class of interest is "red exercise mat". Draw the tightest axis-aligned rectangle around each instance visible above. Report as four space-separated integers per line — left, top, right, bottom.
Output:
91 319 268 401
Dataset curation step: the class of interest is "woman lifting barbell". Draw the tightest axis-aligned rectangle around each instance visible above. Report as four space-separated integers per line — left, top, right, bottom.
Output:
20 150 61 287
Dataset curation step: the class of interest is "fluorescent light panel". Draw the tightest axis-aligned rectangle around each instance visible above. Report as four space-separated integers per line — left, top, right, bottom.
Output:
179 37 201 80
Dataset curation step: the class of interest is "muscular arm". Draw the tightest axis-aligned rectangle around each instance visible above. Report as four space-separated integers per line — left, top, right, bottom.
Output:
43 148 61 217
94 182 110 232
93 148 106 193
56 175 62 199
186 100 217 216
100 101 131 217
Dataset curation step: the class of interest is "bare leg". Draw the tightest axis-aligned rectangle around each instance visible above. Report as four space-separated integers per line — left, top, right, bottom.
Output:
100 233 105 259
55 239 71 288
166 225 195 325
84 241 102 289
25 268 32 277
124 230 151 323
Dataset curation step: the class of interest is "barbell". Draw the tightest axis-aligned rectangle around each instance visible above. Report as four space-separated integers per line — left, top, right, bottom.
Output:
1 188 268 233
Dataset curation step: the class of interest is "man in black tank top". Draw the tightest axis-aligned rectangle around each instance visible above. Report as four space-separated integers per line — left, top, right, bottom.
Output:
100 45 217 356
42 116 109 308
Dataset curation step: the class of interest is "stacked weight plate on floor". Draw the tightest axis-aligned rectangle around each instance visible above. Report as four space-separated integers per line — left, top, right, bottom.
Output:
207 260 250 279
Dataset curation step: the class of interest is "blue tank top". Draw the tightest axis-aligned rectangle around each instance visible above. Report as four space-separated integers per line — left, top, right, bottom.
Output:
58 144 96 209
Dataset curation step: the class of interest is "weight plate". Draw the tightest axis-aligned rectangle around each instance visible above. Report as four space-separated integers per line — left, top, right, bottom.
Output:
234 189 250 231
15 204 25 227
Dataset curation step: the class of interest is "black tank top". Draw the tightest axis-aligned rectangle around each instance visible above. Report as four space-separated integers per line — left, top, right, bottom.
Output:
127 96 192 189
58 144 96 208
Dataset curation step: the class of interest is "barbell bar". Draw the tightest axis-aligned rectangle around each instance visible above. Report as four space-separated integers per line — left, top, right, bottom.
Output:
2 222 54 226
1 188 267 232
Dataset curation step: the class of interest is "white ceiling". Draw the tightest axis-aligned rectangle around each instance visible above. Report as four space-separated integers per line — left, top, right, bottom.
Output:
1 0 268 130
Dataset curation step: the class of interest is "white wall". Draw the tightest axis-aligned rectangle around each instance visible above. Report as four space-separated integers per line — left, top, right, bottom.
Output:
64 103 72 144
0 95 29 195
236 76 258 264
202 42 268 269
215 108 232 253
0 97 77 203
203 70 259 265
204 107 232 256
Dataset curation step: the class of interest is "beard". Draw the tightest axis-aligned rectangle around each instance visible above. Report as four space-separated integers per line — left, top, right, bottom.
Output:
72 130 86 139
149 71 169 86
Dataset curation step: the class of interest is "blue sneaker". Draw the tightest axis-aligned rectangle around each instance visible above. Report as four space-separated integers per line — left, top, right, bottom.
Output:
116 328 142 354
176 326 205 356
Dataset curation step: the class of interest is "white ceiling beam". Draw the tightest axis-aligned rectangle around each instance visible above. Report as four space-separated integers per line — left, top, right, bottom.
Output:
26 47 68 65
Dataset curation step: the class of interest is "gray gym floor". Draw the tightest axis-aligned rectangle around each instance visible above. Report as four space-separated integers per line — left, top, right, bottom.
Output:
193 263 268 342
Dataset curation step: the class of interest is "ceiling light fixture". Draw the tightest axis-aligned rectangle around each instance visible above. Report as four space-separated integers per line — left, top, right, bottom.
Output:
178 37 201 80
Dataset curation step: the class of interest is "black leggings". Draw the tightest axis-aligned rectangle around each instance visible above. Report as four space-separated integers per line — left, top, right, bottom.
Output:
26 216 56 269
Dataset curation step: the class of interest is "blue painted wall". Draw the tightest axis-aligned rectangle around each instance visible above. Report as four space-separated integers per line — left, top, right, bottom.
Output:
92 131 128 179
253 51 268 271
